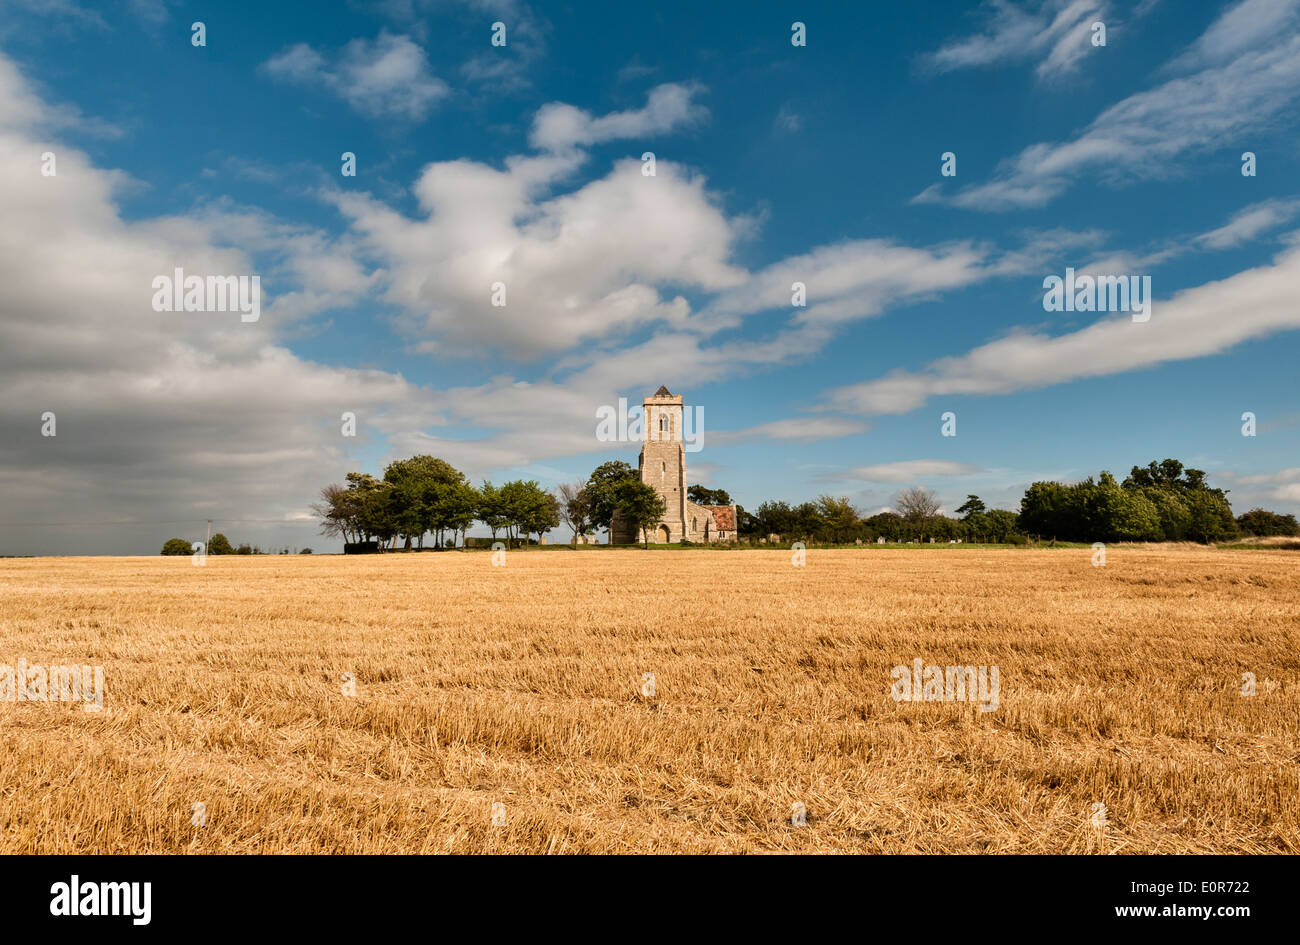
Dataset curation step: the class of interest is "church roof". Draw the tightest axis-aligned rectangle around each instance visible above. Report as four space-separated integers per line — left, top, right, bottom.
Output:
653 385 672 396
710 506 737 530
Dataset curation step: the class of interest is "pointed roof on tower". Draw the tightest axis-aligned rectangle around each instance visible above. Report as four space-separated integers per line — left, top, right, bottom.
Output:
654 385 672 396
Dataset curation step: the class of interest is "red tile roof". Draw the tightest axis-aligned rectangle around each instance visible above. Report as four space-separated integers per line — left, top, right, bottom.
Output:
709 505 736 530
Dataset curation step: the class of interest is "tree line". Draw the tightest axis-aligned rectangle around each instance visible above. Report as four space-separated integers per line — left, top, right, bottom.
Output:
742 459 1297 545
308 456 669 549
160 535 311 555
161 455 1295 554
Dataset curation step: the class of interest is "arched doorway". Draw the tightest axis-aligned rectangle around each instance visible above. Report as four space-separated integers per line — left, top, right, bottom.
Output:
657 524 671 543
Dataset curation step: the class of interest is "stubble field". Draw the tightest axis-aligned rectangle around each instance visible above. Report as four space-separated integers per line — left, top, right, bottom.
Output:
1 546 1296 854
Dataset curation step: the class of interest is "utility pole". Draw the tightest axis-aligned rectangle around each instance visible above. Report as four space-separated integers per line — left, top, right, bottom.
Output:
205 519 212 550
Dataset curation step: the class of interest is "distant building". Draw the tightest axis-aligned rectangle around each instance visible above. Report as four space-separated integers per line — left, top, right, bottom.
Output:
611 386 737 544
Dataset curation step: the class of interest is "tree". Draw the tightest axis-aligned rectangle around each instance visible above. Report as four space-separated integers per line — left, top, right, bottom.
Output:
522 489 561 544
754 500 796 539
1236 508 1300 537
1186 490 1238 543
477 481 510 541
1143 488 1191 541
585 461 637 538
815 494 858 541
615 479 667 547
955 495 986 518
313 474 394 545
208 533 235 555
446 481 480 549
984 510 1020 542
687 485 731 505
496 480 557 545
895 486 941 523
1019 481 1072 538
557 482 594 544
160 538 191 555
383 455 468 548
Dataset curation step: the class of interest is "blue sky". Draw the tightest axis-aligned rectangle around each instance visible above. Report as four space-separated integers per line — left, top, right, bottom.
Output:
1 0 1298 553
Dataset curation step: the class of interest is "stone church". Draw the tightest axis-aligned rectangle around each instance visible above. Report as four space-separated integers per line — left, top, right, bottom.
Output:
610 386 739 544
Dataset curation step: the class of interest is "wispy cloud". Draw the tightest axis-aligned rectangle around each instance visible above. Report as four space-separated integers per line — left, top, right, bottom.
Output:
918 0 1300 210
830 460 984 482
922 0 1113 81
825 237 1300 415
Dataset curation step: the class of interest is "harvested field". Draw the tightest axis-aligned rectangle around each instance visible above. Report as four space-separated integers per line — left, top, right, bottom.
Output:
1 547 1296 853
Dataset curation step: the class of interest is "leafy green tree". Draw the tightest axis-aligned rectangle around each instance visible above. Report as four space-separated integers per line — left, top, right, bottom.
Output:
585 461 637 537
687 485 732 505
984 509 1021 542
615 479 667 547
383 455 468 548
160 538 191 555
495 480 558 545
521 488 561 543
437 481 479 548
815 494 858 541
1094 474 1162 541
1187 490 1238 543
1236 508 1300 537
208 533 235 555
477 481 510 541
754 500 796 538
1019 481 1072 538
955 495 986 517
1143 488 1191 541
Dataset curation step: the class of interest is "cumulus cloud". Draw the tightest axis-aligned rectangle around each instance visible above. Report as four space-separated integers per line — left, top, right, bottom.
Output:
0 51 431 554
263 32 448 121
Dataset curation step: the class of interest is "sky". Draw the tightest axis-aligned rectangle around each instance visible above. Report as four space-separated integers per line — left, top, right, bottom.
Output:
1 0 1298 554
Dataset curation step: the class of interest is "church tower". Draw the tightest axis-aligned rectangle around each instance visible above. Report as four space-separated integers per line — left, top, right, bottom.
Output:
610 385 737 544
638 385 686 542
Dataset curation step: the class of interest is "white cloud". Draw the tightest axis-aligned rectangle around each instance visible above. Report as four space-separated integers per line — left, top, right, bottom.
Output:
0 51 432 554
528 82 708 152
709 418 869 446
1196 198 1300 250
263 32 448 121
826 237 1300 415
837 461 984 482
923 0 1300 210
923 0 1111 81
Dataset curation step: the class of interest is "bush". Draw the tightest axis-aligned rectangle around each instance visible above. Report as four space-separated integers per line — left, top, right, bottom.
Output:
160 537 191 556
300 547 312 554
208 533 235 555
